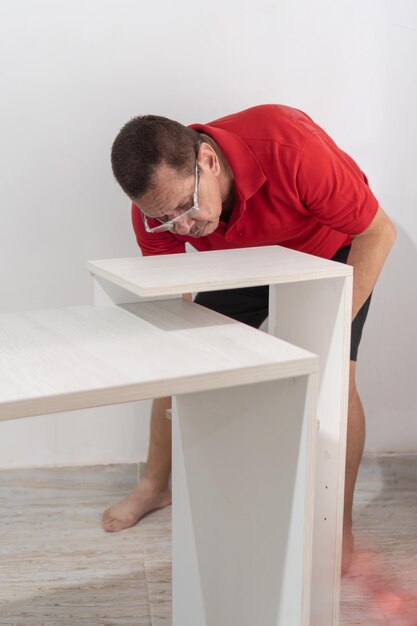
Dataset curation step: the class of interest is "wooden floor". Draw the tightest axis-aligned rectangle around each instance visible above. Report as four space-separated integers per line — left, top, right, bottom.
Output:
0 455 416 625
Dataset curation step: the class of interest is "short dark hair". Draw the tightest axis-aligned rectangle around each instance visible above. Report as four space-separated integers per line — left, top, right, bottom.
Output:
111 115 201 198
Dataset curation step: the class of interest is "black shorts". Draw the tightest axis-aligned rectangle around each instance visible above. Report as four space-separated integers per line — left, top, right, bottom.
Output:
194 245 371 362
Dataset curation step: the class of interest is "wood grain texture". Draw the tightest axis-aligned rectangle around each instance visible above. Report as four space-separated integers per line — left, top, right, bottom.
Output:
87 246 352 298
0 299 317 422
0 455 415 625
0 464 160 625
341 454 417 626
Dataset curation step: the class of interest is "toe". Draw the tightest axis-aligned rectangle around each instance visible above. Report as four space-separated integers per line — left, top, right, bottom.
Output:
102 517 115 532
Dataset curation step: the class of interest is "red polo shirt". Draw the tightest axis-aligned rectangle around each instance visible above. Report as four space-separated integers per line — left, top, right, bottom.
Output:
131 104 379 259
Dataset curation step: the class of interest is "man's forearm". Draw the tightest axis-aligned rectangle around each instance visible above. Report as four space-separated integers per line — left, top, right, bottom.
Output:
347 207 396 320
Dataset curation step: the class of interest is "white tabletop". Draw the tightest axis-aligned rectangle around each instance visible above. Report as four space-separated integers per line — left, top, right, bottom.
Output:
87 246 352 298
0 299 317 421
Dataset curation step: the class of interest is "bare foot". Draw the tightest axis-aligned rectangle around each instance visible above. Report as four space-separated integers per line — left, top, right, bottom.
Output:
102 479 172 532
342 528 354 575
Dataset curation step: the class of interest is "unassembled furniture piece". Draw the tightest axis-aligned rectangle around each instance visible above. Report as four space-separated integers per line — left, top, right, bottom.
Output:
0 245 352 625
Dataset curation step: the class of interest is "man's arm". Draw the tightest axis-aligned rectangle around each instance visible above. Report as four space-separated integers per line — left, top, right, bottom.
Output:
347 206 396 320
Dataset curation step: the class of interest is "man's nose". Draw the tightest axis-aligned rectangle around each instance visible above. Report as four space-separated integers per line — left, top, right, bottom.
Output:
174 218 195 235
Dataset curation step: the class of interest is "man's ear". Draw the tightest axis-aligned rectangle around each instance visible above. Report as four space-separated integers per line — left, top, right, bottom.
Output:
197 142 220 175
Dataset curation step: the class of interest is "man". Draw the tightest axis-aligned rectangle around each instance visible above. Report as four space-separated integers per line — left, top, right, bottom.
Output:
102 104 396 573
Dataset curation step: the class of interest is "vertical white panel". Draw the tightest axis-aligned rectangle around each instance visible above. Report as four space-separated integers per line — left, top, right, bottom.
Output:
173 376 317 626
269 276 352 626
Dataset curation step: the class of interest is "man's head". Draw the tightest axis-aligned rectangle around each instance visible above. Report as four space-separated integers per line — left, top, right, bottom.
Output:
111 115 229 237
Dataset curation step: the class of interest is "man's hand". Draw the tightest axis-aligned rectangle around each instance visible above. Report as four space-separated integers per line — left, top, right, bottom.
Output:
182 293 193 302
348 206 396 319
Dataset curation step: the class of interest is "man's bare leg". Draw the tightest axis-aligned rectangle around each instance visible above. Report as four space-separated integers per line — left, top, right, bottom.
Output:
102 397 172 532
342 361 366 574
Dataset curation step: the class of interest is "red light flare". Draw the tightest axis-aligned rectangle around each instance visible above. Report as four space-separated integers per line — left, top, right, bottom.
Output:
346 541 417 625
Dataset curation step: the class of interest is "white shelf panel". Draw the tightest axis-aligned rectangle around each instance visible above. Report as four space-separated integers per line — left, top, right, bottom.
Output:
173 374 317 626
87 246 352 298
0 299 317 421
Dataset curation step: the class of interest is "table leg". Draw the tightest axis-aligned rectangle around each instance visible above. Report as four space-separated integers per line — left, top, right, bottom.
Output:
269 276 352 626
172 374 317 626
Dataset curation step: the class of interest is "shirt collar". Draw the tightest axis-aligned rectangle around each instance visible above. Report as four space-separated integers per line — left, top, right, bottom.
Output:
189 123 266 201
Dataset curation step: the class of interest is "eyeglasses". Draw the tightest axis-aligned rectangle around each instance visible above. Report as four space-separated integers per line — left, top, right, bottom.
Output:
141 162 200 233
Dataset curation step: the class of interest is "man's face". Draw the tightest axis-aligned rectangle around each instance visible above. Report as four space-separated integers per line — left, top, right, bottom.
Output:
134 158 224 238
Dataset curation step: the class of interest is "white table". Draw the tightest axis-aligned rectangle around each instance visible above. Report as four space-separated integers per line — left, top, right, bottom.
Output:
88 245 353 626
0 299 317 625
0 245 352 625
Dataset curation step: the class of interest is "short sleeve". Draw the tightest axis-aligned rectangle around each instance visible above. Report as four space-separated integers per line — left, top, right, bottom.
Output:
131 203 186 257
296 132 379 235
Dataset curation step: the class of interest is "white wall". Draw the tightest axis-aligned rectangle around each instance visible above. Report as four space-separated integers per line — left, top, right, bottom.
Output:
1 0 416 467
